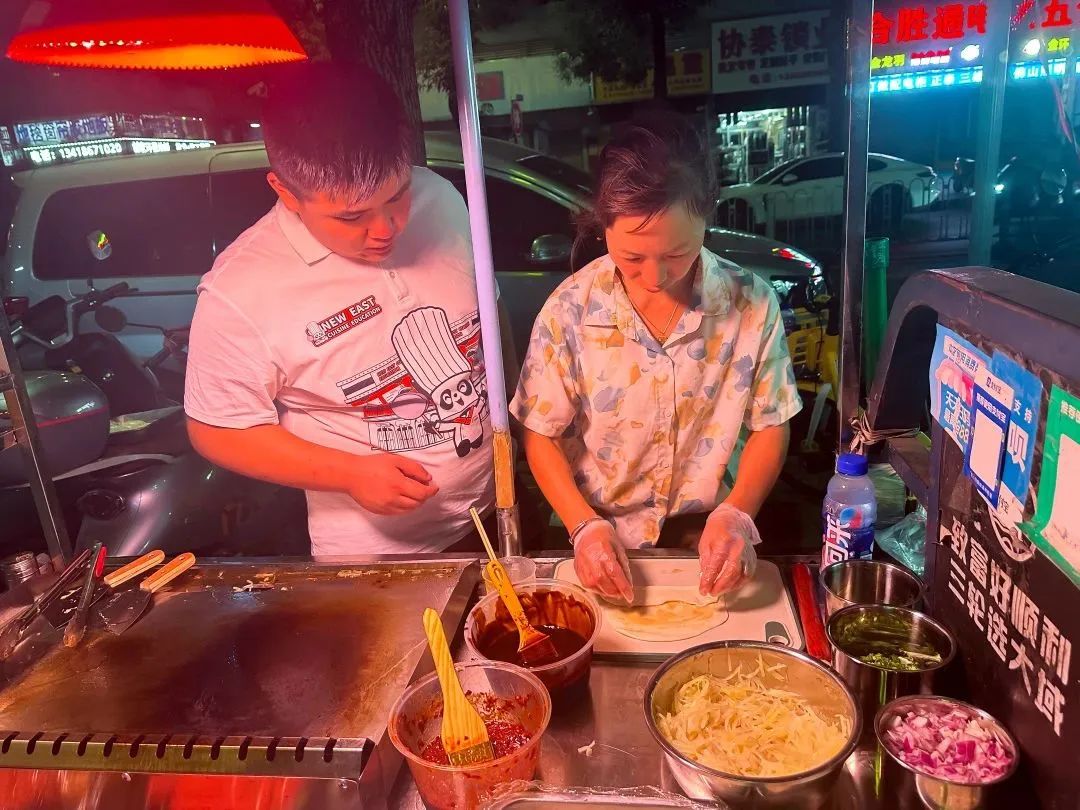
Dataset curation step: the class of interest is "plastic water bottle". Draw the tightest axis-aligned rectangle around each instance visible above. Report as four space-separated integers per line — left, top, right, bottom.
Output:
822 453 877 567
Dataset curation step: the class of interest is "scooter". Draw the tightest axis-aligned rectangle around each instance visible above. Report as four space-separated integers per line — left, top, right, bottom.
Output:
0 284 308 558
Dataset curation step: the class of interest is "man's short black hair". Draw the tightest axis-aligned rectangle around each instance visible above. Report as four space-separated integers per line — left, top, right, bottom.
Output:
262 60 412 204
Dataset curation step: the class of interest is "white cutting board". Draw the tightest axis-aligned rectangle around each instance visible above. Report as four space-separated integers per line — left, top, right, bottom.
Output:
553 558 803 659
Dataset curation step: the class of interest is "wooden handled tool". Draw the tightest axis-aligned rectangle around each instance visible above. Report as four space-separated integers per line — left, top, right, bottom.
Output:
422 607 494 766
103 550 165 589
470 508 558 666
97 552 195 635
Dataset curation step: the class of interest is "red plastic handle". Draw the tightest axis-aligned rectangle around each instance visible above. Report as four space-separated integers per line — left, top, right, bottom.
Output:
793 563 832 662
93 546 107 578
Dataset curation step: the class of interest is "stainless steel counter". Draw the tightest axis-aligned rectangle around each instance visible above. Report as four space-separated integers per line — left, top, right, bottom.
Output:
0 553 1021 809
387 555 1006 810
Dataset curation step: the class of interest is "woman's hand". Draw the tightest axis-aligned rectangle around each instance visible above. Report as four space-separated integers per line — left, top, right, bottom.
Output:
574 520 634 605
699 504 760 597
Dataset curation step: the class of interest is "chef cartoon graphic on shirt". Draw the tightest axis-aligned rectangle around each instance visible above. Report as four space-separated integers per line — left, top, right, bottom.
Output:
391 307 487 458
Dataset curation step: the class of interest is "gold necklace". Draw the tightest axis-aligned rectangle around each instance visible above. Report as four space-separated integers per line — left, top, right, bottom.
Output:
626 259 699 342
638 298 681 341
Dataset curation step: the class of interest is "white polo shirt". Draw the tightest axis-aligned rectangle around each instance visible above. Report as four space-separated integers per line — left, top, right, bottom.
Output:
185 167 495 555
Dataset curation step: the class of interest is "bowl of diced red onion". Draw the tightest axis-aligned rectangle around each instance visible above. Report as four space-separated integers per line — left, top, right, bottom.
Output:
875 696 1018 809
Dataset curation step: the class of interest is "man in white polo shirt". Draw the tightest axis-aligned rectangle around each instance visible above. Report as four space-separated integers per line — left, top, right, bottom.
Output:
184 62 502 556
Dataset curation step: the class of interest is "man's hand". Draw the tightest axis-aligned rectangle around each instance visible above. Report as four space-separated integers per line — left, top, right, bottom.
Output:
346 453 439 515
699 504 760 597
574 520 634 605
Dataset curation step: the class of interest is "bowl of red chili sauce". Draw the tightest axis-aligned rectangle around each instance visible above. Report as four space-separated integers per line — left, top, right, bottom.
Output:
387 661 551 810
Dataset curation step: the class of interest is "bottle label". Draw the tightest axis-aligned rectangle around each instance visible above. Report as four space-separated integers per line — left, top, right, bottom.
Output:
822 504 875 566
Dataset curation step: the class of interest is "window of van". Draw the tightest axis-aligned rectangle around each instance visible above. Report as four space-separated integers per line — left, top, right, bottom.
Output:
33 176 212 279
210 169 277 253
0 175 17 256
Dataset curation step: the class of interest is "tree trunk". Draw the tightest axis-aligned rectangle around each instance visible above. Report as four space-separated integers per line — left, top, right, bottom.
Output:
651 8 668 101
323 0 426 162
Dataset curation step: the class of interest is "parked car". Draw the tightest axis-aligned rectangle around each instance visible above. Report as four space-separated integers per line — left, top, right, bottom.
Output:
3 134 826 360
716 152 941 234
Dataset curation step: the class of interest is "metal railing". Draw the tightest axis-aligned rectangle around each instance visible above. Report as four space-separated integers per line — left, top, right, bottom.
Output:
715 175 973 253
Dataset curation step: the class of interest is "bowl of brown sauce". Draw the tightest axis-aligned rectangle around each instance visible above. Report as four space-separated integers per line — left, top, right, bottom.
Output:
465 579 601 702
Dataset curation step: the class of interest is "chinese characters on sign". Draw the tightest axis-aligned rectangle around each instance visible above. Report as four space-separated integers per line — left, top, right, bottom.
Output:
942 515 1074 736
873 4 988 46
711 11 830 93
930 326 990 454
13 115 114 147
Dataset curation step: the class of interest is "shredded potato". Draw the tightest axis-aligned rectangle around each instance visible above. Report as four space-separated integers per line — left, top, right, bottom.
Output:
656 656 852 778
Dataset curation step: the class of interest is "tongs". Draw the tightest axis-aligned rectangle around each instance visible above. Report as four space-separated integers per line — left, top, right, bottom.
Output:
0 548 92 659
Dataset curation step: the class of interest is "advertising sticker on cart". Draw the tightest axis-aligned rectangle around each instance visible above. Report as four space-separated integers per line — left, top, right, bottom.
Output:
929 325 990 453
1027 385 1080 587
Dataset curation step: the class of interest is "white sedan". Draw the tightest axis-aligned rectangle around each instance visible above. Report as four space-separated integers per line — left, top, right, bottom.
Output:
716 153 941 231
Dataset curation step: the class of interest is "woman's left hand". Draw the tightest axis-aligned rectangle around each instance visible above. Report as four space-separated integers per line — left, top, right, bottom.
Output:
699 504 761 597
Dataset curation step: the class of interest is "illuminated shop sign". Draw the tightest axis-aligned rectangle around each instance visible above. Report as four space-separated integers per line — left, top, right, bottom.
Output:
11 113 209 149
24 137 215 167
868 1 1080 91
14 115 114 147
870 57 1077 93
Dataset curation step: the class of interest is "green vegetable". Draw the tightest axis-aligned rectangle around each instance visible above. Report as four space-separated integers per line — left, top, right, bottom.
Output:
836 611 944 672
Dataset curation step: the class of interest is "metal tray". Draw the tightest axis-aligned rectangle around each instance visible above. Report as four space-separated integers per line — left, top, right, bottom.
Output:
0 558 479 808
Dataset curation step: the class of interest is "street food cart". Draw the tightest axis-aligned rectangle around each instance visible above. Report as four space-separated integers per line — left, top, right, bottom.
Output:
0 0 1078 808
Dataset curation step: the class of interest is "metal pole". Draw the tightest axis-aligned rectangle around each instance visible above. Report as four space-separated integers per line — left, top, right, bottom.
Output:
0 309 72 566
967 0 1010 266
837 0 873 452
447 0 521 555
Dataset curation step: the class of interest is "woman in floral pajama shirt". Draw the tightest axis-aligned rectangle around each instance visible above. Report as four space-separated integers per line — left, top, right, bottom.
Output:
510 113 802 604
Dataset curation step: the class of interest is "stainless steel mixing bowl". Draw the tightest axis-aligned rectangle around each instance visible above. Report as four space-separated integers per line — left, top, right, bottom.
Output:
820 559 924 619
644 641 861 809
875 696 1019 810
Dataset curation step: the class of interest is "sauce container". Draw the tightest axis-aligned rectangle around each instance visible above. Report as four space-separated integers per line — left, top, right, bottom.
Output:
387 661 551 810
465 580 600 704
827 604 956 741
820 559 924 619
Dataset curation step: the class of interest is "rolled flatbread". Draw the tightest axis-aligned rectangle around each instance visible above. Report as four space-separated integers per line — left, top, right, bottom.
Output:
607 586 729 642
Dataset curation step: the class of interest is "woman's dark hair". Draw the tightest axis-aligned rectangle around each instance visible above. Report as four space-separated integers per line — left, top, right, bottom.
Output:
573 111 715 268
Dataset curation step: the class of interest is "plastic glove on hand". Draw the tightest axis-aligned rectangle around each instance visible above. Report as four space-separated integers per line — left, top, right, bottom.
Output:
573 520 634 605
699 504 761 597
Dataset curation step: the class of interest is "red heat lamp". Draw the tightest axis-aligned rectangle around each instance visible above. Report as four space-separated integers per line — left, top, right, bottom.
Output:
5 0 307 70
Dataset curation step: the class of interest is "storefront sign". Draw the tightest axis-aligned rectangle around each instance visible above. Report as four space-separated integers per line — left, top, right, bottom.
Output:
23 137 214 168
14 115 115 147
592 49 711 103
476 72 505 102
711 11 830 94
871 1 1080 80
668 49 711 95
0 127 15 168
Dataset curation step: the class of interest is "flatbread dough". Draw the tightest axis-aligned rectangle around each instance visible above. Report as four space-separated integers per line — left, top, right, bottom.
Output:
607 586 729 642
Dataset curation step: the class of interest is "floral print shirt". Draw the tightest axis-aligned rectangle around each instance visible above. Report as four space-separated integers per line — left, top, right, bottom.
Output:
510 248 802 548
